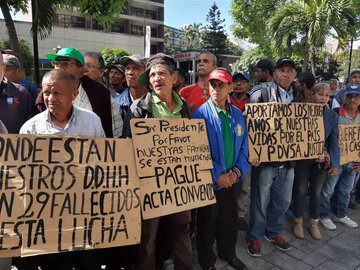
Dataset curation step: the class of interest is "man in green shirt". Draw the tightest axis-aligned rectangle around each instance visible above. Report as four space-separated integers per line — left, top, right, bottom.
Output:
122 53 192 270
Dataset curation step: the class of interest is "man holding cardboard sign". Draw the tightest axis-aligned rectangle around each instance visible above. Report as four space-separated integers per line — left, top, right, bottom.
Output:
193 68 250 270
123 53 193 270
246 58 298 257
16 69 105 270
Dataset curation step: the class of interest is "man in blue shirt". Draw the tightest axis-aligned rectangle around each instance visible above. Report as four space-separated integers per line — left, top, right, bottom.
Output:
193 68 250 270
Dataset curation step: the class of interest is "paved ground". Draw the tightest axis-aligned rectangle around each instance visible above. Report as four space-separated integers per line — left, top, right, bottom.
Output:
191 208 360 270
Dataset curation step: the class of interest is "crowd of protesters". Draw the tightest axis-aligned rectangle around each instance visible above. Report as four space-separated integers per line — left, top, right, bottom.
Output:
0 47 359 270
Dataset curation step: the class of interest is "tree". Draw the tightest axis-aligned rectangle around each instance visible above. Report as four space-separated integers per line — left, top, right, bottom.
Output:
178 23 205 51
101 47 131 66
231 0 359 74
202 2 228 55
231 0 282 54
0 0 131 56
0 38 34 76
269 0 358 73
335 48 360 80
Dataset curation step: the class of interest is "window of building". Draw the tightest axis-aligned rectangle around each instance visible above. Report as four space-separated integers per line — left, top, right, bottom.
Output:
54 14 71 27
131 25 144 36
71 16 85 28
145 10 155 19
111 22 125 33
151 28 157 38
130 7 144 17
150 44 158 54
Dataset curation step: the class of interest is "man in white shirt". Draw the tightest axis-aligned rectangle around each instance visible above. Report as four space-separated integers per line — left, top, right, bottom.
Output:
16 69 104 270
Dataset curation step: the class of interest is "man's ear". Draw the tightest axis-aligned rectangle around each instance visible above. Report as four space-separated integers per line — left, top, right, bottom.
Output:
172 72 177 85
79 66 86 78
71 89 78 101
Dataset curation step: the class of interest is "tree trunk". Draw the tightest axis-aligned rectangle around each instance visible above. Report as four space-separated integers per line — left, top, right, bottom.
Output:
310 45 316 75
302 46 309 72
286 35 293 57
0 0 21 55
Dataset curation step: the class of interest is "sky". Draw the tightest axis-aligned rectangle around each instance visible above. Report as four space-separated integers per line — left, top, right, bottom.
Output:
164 0 234 34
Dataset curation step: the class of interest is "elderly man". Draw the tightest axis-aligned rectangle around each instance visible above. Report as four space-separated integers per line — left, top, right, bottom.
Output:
123 53 192 270
193 68 250 270
115 54 148 120
84 51 106 84
0 52 33 133
40 47 122 138
14 69 104 270
180 51 217 113
246 58 298 257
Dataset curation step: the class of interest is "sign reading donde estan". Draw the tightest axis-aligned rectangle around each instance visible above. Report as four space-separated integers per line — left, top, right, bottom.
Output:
0 135 141 258
0 119 217 257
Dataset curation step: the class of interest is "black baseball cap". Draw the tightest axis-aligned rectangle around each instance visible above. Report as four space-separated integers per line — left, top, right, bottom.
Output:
256 59 275 72
275 57 296 69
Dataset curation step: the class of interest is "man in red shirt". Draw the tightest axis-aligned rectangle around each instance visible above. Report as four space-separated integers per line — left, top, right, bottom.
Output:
180 51 216 114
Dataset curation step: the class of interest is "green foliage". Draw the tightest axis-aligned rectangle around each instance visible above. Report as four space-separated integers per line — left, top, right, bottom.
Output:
0 38 34 76
231 0 281 53
335 49 360 79
62 0 132 25
7 0 28 13
231 0 359 73
231 47 270 74
202 2 229 55
3 0 132 40
178 23 205 51
101 47 131 66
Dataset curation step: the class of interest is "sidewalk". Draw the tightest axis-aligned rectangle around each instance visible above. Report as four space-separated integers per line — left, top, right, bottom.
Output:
193 208 360 270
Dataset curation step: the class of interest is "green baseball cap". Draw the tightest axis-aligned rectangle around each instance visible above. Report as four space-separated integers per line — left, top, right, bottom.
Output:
46 47 85 66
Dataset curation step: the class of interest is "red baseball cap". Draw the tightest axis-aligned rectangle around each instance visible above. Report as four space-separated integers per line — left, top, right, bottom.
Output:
207 69 233 83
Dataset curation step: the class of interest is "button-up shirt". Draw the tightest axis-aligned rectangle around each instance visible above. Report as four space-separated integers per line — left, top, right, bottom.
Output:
20 106 105 137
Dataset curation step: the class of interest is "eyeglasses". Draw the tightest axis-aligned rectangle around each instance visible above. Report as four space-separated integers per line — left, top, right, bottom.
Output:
85 63 101 69
51 61 82 68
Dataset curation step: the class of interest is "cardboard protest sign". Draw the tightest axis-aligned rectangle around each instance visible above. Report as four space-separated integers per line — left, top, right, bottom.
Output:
0 135 141 258
130 118 216 219
339 125 360 165
245 103 325 162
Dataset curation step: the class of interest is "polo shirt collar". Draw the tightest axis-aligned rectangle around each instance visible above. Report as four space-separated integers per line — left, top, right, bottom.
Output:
151 91 183 112
214 101 230 114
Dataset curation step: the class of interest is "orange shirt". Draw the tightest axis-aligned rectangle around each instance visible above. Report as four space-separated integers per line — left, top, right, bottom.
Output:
180 83 209 114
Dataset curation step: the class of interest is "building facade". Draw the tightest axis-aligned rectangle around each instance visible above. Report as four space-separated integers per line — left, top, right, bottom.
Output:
0 0 164 62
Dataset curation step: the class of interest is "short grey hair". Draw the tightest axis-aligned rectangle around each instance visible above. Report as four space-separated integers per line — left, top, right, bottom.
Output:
84 51 106 69
197 51 217 66
42 69 77 90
